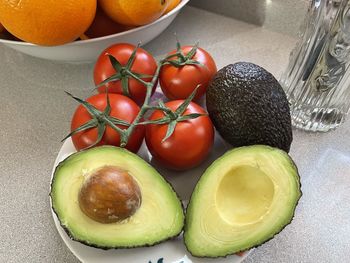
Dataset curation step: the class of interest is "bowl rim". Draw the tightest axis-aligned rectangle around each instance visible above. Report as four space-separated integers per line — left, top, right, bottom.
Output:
0 0 189 47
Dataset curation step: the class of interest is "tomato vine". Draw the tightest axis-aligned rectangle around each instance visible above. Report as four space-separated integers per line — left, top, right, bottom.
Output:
64 42 205 150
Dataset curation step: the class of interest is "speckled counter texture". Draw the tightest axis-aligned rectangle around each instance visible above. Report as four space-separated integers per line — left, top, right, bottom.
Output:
1 6 350 263
190 0 309 36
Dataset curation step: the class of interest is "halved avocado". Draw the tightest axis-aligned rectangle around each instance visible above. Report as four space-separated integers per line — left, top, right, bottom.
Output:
50 146 184 249
184 145 301 257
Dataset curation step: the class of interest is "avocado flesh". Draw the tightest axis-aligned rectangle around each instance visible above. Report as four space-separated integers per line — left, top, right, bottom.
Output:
206 62 293 152
50 146 184 249
184 145 301 257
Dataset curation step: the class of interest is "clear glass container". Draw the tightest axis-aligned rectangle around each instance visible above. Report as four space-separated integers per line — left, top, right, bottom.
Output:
280 0 350 132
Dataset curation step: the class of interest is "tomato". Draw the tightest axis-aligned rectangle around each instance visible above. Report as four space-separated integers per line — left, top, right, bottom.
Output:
159 46 217 101
145 101 214 170
70 93 144 153
94 43 157 105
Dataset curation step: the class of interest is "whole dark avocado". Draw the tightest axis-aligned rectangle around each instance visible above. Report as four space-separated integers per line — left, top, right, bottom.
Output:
206 62 292 152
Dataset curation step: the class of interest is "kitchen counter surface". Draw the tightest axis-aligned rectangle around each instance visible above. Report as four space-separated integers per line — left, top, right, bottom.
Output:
1 6 349 263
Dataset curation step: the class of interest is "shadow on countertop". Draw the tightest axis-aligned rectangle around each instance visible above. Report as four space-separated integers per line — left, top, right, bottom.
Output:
189 0 309 36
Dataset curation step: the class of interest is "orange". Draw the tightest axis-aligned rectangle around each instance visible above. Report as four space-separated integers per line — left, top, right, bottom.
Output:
82 7 132 39
99 0 169 26
0 0 97 46
0 24 20 41
164 0 181 14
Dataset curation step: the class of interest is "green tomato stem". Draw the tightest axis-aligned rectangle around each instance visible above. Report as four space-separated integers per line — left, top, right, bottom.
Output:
126 70 150 87
120 61 163 147
117 42 203 147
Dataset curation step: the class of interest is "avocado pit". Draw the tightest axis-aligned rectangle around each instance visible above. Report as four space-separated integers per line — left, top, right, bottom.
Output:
78 165 142 224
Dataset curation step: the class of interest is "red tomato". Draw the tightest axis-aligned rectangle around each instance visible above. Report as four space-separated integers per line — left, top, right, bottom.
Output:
71 93 144 153
159 46 217 101
145 101 214 170
94 43 157 105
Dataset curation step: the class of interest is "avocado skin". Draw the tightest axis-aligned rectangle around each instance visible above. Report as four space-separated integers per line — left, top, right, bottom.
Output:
51 205 184 250
50 146 185 250
206 62 293 152
184 161 302 259
183 145 302 258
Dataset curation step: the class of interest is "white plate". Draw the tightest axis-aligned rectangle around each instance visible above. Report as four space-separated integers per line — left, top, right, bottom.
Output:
0 0 189 63
50 136 251 263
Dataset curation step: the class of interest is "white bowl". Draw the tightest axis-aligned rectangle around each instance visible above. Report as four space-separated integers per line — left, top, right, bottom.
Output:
0 0 189 63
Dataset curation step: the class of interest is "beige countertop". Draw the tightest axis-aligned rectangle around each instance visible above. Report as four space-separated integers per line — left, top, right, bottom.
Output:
1 6 349 263
190 0 309 36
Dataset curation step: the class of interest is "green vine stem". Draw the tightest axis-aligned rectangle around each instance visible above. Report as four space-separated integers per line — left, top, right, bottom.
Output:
64 41 205 150
119 60 163 147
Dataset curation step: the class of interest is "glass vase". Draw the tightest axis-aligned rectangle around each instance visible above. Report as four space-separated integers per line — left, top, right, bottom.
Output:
280 0 350 132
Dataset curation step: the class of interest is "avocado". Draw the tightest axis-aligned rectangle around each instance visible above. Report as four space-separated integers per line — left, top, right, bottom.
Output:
184 145 301 257
206 62 292 152
50 146 184 249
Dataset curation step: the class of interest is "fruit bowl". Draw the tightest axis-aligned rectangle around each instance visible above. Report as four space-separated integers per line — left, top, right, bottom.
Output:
0 0 189 63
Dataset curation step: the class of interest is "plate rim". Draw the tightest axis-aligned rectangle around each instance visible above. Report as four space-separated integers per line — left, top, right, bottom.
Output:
49 139 251 263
